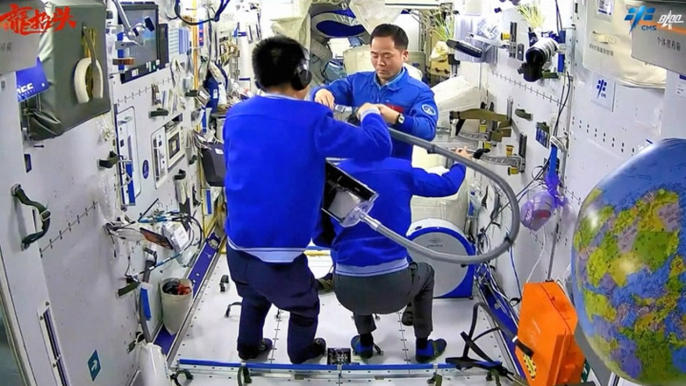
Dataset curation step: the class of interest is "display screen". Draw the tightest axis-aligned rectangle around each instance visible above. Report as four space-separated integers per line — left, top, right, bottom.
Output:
126 8 158 66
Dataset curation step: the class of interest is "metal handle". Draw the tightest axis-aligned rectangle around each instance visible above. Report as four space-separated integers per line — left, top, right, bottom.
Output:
11 184 51 250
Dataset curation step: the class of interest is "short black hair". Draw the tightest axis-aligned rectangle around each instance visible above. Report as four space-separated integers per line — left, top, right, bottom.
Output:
370 24 409 51
252 36 306 89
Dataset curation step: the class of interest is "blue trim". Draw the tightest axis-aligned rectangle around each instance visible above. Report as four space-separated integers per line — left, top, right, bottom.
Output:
407 226 476 298
178 358 453 371
475 264 524 377
125 161 136 205
154 232 222 354
117 32 124 72
205 190 212 215
141 287 151 320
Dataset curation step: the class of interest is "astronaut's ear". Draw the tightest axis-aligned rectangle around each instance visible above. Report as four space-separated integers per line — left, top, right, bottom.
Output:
401 49 409 62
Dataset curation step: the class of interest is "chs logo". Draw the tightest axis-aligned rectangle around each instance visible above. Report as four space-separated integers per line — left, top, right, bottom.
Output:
596 79 607 98
625 6 684 33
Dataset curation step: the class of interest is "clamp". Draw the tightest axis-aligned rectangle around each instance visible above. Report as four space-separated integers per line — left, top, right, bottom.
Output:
450 108 512 143
171 369 194 386
514 109 532 120
225 301 242 317
219 274 230 292
451 140 525 175
98 151 122 169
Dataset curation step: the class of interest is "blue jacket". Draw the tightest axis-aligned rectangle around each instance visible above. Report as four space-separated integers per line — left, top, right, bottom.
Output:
312 68 438 160
223 94 392 263
312 158 466 276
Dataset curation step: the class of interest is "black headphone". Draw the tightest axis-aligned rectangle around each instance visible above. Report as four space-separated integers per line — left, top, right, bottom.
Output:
291 48 312 91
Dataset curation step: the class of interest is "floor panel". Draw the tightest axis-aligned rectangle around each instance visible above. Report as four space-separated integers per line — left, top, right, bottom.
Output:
173 254 513 385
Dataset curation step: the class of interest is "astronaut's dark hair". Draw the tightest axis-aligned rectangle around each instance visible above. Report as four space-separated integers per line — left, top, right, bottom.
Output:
252 35 306 89
370 24 409 51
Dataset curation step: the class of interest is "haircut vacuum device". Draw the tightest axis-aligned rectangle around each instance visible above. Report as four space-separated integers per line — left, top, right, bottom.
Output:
324 108 521 264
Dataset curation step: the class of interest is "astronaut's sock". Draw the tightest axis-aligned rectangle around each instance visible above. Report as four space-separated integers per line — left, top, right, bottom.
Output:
416 338 428 350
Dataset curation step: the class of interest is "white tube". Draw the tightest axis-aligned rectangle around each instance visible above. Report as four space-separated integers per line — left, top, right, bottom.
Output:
310 38 333 63
360 128 521 264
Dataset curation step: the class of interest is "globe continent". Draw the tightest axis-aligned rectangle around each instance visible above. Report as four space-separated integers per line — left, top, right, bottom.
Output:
571 138 686 386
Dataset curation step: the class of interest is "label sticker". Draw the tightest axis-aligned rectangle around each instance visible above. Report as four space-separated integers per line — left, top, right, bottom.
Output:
88 350 101 381
676 74 686 98
142 160 150 179
598 0 614 15
591 73 616 111
15 58 49 101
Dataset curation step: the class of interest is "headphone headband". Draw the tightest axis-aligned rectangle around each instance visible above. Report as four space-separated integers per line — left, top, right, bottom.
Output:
292 46 312 91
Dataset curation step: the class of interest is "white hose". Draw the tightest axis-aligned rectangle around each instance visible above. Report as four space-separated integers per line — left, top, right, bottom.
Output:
342 127 521 264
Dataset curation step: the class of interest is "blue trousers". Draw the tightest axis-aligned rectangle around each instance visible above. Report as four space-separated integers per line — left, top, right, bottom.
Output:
227 248 320 363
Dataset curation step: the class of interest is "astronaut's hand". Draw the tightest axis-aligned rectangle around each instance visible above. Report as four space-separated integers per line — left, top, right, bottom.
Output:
356 103 380 119
375 104 401 125
314 89 335 109
454 146 472 160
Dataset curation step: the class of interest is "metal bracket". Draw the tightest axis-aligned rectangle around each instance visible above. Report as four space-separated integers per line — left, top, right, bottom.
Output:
457 129 512 143
450 108 512 143
479 154 525 169
457 131 490 142
508 22 518 58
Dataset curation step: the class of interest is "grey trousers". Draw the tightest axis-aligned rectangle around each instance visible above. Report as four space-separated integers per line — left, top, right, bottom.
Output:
334 262 435 339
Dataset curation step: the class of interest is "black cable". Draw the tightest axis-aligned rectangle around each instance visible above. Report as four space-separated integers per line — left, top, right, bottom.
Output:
554 0 563 32
481 161 548 235
553 73 572 136
473 327 500 343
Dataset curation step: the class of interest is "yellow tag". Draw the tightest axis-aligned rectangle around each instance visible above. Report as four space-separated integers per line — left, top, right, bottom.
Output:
523 354 537 379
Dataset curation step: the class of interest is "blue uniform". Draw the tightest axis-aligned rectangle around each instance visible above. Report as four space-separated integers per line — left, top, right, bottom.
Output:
312 158 466 277
223 94 391 363
312 68 438 160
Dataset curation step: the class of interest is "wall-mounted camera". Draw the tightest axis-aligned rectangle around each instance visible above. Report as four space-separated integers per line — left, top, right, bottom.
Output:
517 37 559 82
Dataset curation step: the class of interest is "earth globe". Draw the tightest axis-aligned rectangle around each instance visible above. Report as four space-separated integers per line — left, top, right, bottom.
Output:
571 138 686 386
